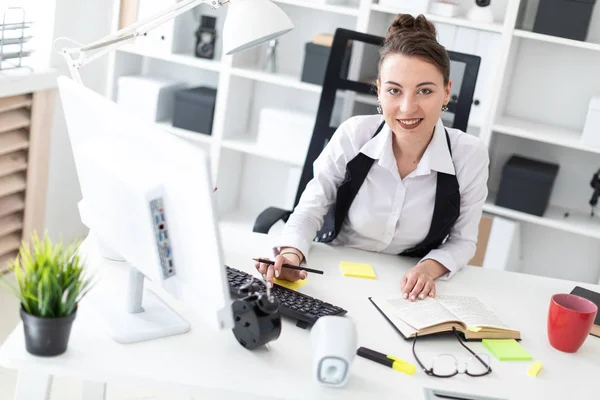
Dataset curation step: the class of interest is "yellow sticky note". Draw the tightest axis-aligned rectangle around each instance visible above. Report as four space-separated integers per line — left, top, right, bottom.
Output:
528 361 543 377
467 326 482 332
340 261 376 279
273 278 308 291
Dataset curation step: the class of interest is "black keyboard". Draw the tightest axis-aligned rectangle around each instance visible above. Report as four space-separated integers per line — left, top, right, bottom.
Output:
226 266 347 328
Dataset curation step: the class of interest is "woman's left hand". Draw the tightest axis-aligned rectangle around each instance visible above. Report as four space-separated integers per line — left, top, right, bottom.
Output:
400 260 447 301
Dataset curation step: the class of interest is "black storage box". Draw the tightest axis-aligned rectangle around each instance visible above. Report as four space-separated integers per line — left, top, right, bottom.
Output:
301 42 351 86
172 86 217 135
495 155 559 216
533 0 597 41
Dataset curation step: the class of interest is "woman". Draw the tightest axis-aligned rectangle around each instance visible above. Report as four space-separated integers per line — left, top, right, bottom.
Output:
256 13 489 302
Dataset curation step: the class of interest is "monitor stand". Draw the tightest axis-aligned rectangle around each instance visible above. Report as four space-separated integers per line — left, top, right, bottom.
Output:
85 237 190 344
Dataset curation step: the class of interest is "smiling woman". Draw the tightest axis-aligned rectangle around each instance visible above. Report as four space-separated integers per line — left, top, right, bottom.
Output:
255 13 490 305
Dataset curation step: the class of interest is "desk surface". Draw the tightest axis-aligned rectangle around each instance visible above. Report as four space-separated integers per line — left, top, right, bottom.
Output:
1 230 599 400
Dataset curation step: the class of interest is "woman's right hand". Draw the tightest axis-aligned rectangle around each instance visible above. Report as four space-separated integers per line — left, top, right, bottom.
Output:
255 250 307 286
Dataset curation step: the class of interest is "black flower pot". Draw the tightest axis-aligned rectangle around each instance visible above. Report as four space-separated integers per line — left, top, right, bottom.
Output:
20 306 77 356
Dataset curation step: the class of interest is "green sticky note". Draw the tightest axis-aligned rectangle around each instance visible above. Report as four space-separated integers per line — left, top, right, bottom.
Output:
340 261 376 279
482 339 532 361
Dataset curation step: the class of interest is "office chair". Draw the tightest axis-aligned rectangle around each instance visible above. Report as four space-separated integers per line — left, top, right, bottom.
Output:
253 27 481 234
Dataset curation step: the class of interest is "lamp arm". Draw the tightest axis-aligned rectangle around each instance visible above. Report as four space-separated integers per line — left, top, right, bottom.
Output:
60 0 226 83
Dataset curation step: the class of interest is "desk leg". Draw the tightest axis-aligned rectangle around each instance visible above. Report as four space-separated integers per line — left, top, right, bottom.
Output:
14 371 52 400
82 381 106 400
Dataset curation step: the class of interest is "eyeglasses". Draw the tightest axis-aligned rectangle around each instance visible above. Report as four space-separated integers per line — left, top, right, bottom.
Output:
412 327 492 378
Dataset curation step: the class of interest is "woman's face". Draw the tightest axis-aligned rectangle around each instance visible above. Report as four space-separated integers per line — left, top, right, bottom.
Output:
377 53 451 142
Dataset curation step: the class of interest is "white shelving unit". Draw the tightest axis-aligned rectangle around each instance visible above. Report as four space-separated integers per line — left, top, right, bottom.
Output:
105 0 600 284
370 3 505 33
273 0 360 16
230 67 322 93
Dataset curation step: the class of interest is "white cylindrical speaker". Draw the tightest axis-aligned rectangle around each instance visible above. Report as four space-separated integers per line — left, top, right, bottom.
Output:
310 316 357 387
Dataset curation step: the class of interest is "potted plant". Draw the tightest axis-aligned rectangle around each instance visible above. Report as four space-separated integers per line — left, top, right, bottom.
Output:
1 231 92 356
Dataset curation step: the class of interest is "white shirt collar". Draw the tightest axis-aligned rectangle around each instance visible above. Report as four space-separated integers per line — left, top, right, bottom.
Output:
419 119 456 176
359 119 455 176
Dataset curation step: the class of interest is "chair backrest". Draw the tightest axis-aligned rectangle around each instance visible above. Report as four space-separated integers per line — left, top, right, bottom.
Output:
294 28 481 207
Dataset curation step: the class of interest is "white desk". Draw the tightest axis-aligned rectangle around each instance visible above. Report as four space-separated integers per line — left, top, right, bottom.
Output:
1 230 599 400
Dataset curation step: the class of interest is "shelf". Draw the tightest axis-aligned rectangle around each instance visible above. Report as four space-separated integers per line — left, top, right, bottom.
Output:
118 45 221 72
513 30 600 52
0 193 25 218
221 136 305 167
483 194 600 240
0 151 27 178
230 67 322 93
0 109 30 133
272 0 359 16
0 232 21 257
0 94 31 114
156 120 212 145
0 129 28 156
0 173 26 198
0 213 23 237
492 116 600 155
370 4 504 33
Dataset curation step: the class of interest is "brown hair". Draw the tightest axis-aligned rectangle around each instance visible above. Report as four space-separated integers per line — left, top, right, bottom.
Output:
378 14 450 85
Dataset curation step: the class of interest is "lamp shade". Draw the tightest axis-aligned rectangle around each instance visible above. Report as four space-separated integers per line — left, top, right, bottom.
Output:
223 0 294 55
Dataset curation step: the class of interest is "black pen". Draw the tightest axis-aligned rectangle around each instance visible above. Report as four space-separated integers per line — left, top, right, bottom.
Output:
252 258 324 275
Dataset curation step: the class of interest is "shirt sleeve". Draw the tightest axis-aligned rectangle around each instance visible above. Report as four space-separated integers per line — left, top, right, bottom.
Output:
420 139 490 280
271 121 355 261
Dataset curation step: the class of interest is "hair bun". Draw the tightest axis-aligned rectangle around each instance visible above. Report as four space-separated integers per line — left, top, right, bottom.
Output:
386 13 437 42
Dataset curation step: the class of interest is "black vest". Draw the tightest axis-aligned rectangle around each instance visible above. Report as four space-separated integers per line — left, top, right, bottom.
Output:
314 121 461 258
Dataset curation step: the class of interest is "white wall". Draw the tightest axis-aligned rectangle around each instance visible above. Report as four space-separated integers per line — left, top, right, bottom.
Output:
43 0 113 243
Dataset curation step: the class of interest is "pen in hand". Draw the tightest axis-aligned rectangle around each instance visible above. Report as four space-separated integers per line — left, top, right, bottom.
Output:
252 258 324 275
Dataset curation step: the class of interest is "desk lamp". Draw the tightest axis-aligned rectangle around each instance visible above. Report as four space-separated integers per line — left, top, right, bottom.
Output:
58 0 294 84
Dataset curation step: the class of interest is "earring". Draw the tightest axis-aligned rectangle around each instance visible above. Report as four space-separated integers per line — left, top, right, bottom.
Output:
441 104 449 112
377 100 382 114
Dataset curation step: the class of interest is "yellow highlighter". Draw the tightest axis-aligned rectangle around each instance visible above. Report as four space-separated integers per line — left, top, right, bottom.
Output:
357 347 416 375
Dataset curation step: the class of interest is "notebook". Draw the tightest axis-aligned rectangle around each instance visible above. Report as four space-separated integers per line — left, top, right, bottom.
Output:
570 286 600 338
369 294 520 340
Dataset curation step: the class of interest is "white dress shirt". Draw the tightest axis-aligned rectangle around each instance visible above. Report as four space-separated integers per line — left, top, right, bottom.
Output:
274 114 489 279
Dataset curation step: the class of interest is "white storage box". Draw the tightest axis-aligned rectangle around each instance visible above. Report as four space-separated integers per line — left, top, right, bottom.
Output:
257 108 315 160
430 1 460 17
378 0 430 12
582 96 600 149
117 75 185 123
134 0 176 52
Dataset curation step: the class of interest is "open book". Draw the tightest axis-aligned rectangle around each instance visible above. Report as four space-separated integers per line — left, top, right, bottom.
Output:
370 294 520 340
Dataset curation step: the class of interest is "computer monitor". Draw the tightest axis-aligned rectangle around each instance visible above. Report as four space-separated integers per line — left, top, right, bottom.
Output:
57 76 234 343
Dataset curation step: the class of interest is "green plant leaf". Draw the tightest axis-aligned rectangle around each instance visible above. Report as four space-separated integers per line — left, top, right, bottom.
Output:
1 230 92 318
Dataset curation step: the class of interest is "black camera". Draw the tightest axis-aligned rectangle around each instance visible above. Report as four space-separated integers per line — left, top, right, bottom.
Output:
476 0 491 6
195 15 217 59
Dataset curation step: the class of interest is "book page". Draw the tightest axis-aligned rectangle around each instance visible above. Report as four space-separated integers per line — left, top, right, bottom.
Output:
386 296 460 330
436 295 509 330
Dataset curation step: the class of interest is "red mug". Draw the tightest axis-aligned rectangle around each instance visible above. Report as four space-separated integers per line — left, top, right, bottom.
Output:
547 293 598 353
